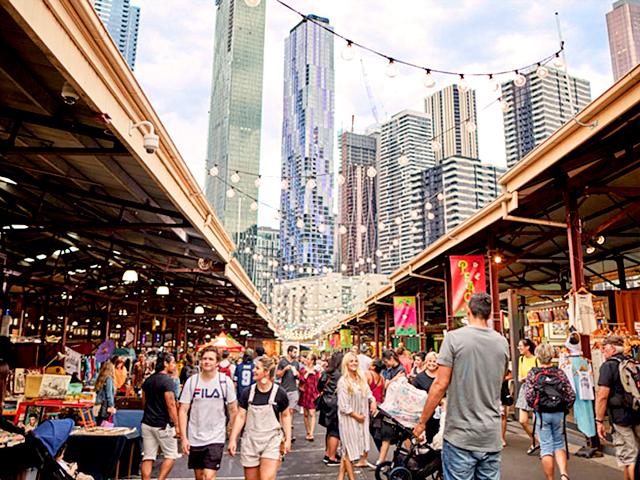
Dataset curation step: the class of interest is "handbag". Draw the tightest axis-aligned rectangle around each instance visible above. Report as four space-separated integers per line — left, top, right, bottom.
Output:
501 381 514 406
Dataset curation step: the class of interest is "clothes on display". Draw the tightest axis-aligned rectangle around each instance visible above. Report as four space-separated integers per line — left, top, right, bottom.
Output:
568 292 598 335
559 354 596 438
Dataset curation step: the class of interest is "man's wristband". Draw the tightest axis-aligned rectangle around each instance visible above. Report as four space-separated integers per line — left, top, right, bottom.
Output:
595 419 604 424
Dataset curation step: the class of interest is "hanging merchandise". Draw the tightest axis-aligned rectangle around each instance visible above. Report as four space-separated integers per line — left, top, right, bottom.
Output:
568 291 597 335
449 255 487 317
578 370 595 401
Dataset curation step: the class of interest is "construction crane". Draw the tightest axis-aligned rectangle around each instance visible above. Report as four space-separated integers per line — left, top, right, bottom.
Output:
360 59 387 125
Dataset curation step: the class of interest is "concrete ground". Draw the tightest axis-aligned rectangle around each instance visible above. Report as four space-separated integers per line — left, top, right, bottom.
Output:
143 412 623 480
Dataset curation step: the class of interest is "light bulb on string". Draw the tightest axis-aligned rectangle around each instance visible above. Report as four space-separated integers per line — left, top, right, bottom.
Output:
226 188 235 198
437 192 445 201
296 218 304 229
431 140 441 151
499 98 509 111
488 75 499 92
318 223 326 233
385 59 399 78
274 211 281 221
306 178 317 189
410 210 419 219
514 71 527 87
337 173 345 185
428 212 435 220
341 41 355 61
398 153 409 166
376 249 382 257
425 202 433 210
250 201 258 211
254 176 262 188
424 69 436 88
394 217 402 226
209 165 219 177
281 178 289 189
244 0 261 6
367 166 377 178
378 221 385 231
457 75 469 93
536 64 549 78
231 171 240 183
392 239 399 247
359 224 367 234
466 121 477 133
553 54 565 69
339 225 347 235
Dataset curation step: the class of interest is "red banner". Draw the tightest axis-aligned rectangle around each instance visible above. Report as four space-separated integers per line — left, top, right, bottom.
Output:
393 297 417 335
450 255 487 317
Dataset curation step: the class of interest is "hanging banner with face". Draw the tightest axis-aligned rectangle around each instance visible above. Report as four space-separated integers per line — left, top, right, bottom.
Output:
450 255 487 317
393 297 417 335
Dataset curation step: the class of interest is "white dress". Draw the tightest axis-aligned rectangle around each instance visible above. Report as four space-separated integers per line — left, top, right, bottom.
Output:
337 376 373 461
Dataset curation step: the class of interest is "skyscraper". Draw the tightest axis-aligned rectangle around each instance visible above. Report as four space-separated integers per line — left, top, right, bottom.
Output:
338 130 379 276
607 0 640 81
205 0 266 243
422 156 505 246
424 85 479 162
237 226 280 301
280 15 335 279
91 0 140 70
378 110 434 275
502 67 591 168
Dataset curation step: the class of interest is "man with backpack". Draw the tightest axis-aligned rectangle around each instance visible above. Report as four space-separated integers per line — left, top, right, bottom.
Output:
596 335 640 479
525 343 575 480
179 346 238 480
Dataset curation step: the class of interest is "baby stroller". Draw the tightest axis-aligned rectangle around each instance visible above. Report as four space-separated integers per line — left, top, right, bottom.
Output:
374 408 442 480
32 419 76 480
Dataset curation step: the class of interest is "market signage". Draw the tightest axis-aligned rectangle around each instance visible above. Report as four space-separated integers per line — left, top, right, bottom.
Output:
393 296 417 335
449 255 487 317
340 329 352 348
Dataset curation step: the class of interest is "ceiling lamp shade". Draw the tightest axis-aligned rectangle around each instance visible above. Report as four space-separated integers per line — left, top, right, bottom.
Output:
156 286 170 295
122 269 138 283
194 305 205 314
215 314 224 321
230 323 238 329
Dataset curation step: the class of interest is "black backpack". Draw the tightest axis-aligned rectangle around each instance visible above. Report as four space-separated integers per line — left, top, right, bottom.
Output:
532 367 568 413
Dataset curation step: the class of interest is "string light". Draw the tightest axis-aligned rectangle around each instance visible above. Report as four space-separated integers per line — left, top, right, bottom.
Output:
209 165 219 177
586 245 596 255
385 59 399 78
341 41 355 61
254 176 262 188
394 217 402 226
281 179 289 189
245 0 261 6
337 173 346 185
306 178 317 189
250 201 258 211
536 64 549 78
231 171 240 183
359 224 367 233
466 121 477 133
499 98 509 111
431 140 441 151
296 218 304 228
437 192 445 201
427 212 435 220
274 211 281 221
398 153 410 166
410 210 419 219
488 75 499 92
424 70 436 89
425 202 433 210
457 75 469 93
553 54 565 69
318 223 326 233
367 166 377 178
514 71 527 87
339 225 348 235
226 188 235 198
378 221 385 230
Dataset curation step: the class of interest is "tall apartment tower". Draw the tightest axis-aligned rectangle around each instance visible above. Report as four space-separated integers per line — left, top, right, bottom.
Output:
280 15 335 279
502 67 591 168
607 0 640 81
424 85 479 162
91 0 140 70
422 156 505 246
378 110 435 275
205 0 266 244
338 131 379 276
237 226 280 301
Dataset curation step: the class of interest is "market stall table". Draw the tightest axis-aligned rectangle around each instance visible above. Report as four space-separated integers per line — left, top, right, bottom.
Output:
66 427 136 480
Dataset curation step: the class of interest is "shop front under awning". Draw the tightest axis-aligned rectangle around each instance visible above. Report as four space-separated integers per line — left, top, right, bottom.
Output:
0 0 275 352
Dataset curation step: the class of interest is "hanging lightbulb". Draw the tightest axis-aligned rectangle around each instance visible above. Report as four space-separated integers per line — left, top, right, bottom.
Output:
226 188 235 198
431 140 441 151
457 75 469 93
359 224 367 234
424 69 436 88
410 210 419 219
341 41 355 61
427 212 435 220
553 54 565 69
488 75 499 92
367 166 377 178
281 178 289 189
378 221 385 231
208 165 219 177
398 153 409 166
499 98 509 111
536 64 549 78
385 59 399 78
231 171 240 183
306 178 317 189
318 223 326 233
254 176 262 188
244 0 261 6
274 211 281 221
341 263 347 272
339 225 347 235
337 173 346 185
394 217 402 226
376 249 383 257
437 192 445 201
392 238 399 247
425 202 433 210
466 121 477 133
296 218 304 229
514 71 527 87
249 201 258 211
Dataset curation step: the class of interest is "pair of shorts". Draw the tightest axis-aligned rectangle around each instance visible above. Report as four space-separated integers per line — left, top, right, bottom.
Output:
286 390 299 410
141 423 180 461
188 443 224 470
535 412 566 457
612 423 640 466
240 432 284 467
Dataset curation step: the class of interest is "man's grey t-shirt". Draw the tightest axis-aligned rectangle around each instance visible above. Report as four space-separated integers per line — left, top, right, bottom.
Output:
277 358 300 392
438 326 509 452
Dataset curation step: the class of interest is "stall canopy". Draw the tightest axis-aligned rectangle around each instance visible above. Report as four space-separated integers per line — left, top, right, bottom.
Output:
0 0 275 354
198 332 245 353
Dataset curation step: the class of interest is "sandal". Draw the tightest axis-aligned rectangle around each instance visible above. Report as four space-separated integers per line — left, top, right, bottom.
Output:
560 475 570 480
526 444 539 455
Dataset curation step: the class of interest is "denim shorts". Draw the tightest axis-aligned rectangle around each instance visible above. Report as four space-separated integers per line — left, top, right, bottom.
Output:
442 440 501 480
535 412 566 457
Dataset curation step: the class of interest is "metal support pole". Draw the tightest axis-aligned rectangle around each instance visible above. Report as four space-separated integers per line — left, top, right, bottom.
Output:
384 308 390 349
489 255 503 334
507 290 521 399
135 303 141 347
417 286 426 351
565 192 586 290
355 325 361 349
61 289 71 349
444 258 454 330
374 317 380 357
616 257 628 290
104 301 111 342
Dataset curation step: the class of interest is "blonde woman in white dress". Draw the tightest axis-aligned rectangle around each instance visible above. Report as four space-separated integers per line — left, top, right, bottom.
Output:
337 352 378 480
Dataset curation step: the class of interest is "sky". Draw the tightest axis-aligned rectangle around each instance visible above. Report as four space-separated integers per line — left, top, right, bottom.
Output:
131 0 614 229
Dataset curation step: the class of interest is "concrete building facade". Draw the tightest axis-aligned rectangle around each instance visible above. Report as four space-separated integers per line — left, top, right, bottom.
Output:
91 0 140 70
607 0 640 81
237 226 280 302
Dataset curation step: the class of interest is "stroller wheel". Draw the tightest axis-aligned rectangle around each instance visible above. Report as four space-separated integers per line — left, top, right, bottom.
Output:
374 461 393 480
389 466 412 480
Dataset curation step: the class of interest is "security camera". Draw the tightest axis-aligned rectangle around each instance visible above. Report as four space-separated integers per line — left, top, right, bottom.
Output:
143 133 159 154
61 82 79 105
129 120 159 154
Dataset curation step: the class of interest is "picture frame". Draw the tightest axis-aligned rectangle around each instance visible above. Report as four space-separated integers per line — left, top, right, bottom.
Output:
13 368 25 395
23 405 43 430
38 374 71 399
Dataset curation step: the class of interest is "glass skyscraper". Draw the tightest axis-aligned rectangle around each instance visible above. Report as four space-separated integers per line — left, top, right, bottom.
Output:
91 0 140 71
280 15 335 279
205 0 266 244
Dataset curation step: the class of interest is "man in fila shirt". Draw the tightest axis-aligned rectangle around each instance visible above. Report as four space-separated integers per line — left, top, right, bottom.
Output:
179 347 238 480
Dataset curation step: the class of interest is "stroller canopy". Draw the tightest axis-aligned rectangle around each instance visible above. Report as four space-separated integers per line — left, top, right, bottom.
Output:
34 419 75 457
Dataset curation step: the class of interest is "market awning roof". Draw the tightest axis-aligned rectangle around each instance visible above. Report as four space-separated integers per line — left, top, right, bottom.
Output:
0 0 275 339
333 63 640 333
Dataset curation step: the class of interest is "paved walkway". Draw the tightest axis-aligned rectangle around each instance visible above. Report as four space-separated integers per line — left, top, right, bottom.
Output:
144 412 622 480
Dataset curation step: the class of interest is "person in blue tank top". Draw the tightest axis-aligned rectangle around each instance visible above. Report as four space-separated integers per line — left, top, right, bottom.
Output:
234 352 256 397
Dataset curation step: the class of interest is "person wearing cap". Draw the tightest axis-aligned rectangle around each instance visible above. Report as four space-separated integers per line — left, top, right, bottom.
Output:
596 335 640 479
356 345 372 374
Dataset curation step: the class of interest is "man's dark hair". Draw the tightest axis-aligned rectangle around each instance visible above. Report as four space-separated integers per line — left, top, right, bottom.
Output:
287 345 297 355
29 413 37 419
222 350 230 359
255 346 265 356
156 352 174 373
242 352 253 363
468 293 491 320
382 349 399 362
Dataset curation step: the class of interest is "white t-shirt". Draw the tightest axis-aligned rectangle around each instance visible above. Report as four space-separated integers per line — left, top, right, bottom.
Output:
357 354 372 374
179 372 237 446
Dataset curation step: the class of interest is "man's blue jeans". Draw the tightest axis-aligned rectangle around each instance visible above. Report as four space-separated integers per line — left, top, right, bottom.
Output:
442 440 501 480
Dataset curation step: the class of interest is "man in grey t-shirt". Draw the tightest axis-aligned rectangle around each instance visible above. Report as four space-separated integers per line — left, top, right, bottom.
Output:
414 293 509 480
277 346 300 413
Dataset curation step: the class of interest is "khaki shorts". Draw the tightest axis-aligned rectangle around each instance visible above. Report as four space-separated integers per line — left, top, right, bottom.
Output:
141 423 180 461
612 423 640 466
286 390 299 410
240 432 284 468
